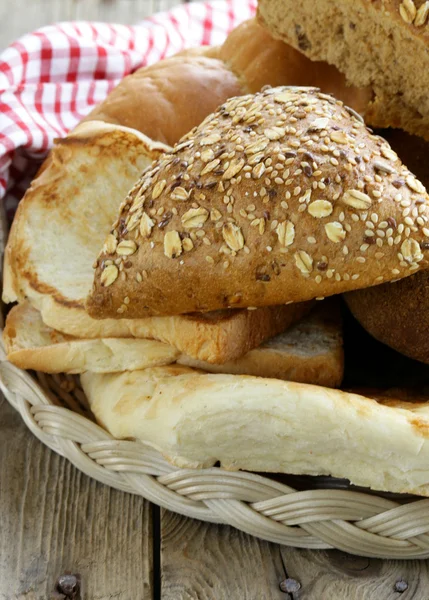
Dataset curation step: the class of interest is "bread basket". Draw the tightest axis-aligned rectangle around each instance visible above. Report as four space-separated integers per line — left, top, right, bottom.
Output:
2 265 429 560
2 3 429 562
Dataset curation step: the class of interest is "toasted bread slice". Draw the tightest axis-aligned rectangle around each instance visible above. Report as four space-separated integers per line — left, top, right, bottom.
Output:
179 300 343 387
81 367 429 497
3 121 169 307
4 301 342 385
4 300 312 368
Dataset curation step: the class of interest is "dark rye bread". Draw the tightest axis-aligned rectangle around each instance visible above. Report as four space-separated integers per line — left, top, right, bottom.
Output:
345 129 429 364
87 87 429 319
257 0 429 141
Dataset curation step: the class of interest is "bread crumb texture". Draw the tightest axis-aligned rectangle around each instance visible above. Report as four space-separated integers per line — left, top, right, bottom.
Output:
257 0 429 140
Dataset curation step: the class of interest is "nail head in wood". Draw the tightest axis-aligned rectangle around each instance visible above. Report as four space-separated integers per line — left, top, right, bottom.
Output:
280 578 301 593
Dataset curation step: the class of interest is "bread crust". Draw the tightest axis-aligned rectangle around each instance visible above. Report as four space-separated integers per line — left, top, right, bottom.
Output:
345 271 429 363
88 87 429 318
345 128 429 364
82 53 243 146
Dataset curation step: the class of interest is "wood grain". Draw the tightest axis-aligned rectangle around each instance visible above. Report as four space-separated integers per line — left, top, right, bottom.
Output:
160 509 287 600
0 0 195 50
280 548 429 599
0 395 153 600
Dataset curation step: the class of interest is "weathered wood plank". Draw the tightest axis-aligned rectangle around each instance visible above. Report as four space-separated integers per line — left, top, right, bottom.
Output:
0 395 154 600
0 0 196 50
160 509 287 600
280 548 429 599
160 507 429 600
72 0 184 25
0 0 75 49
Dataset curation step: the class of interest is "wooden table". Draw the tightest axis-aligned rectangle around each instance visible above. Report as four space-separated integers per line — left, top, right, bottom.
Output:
2 1 429 598
3 394 429 599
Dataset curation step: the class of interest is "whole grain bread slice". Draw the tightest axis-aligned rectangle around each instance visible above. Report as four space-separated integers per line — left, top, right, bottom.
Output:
4 301 342 387
257 0 429 140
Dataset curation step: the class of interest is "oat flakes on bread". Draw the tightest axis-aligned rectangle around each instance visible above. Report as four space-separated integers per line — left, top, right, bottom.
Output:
81 367 429 497
4 301 343 386
257 0 429 140
3 121 310 363
88 86 429 319
345 129 429 364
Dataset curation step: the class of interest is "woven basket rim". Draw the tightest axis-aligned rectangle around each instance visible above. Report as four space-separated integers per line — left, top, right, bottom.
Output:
2 338 429 560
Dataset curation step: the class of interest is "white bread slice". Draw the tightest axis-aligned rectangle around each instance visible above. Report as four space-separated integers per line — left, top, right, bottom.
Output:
3 121 310 363
81 366 429 497
3 121 169 306
4 301 343 386
3 302 179 373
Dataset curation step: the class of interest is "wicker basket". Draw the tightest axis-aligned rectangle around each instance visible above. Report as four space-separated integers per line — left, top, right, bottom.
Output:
3 336 429 559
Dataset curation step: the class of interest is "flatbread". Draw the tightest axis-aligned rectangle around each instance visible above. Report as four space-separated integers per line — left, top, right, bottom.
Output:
82 366 429 496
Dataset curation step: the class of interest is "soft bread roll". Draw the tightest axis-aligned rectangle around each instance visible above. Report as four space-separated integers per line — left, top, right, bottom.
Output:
88 87 429 319
4 301 343 386
218 18 372 113
345 129 429 364
82 366 429 496
81 52 243 147
257 0 429 140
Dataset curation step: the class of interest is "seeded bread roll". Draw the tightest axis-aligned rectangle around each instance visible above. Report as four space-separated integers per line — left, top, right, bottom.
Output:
345 129 429 364
257 0 429 140
87 87 429 319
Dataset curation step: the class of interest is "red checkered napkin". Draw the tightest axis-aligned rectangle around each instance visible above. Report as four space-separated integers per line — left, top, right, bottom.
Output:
0 0 256 220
